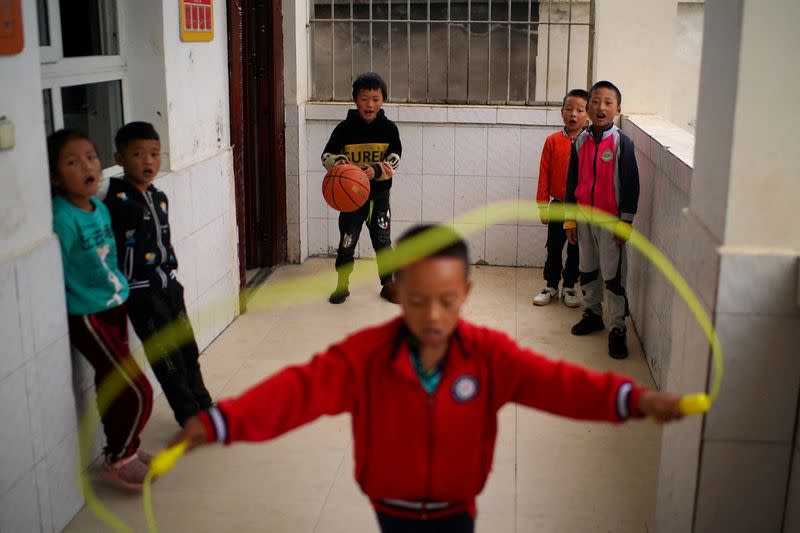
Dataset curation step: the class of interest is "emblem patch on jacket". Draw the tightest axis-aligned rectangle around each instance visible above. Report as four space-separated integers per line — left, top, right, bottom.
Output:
451 375 479 402
601 149 613 162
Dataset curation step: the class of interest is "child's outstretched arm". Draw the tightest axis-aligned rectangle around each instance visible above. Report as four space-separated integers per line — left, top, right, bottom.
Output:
490 330 682 423
171 345 358 451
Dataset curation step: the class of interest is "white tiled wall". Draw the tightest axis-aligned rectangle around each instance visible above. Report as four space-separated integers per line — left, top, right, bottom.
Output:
0 149 240 533
0 237 80 533
297 104 557 266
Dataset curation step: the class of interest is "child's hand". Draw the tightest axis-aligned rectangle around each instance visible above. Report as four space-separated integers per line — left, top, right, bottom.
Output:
638 390 684 423
364 165 376 180
170 415 210 451
566 228 578 244
613 221 632 246
377 162 394 180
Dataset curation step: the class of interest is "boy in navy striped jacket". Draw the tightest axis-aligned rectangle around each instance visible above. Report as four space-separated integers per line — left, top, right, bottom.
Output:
104 122 212 427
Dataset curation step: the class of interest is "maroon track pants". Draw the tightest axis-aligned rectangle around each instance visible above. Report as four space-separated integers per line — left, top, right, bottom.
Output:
68 305 153 461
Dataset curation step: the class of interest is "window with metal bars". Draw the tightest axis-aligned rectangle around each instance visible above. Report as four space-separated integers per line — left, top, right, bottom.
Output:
309 0 594 106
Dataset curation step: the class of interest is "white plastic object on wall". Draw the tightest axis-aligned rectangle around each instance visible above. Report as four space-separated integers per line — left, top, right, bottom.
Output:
0 117 15 150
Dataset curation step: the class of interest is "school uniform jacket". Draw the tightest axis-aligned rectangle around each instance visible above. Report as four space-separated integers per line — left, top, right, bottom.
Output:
565 124 640 223
321 109 402 199
104 177 178 291
198 317 646 518
536 129 575 205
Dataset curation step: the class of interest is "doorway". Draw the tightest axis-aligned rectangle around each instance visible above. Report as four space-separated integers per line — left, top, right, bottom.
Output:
228 0 287 290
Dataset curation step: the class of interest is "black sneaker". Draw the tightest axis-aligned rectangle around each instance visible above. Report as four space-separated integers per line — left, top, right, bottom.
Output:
329 288 350 304
571 310 605 336
379 284 397 304
608 328 629 359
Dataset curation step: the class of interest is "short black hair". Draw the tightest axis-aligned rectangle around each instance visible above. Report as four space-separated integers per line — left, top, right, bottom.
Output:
47 128 95 179
589 80 622 106
562 89 589 107
114 121 160 153
352 72 388 101
394 224 470 278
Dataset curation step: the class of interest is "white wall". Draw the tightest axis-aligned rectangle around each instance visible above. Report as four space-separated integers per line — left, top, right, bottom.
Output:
593 0 678 116
0 1 82 531
284 0 310 263
0 0 51 260
670 2 704 133
0 1 239 531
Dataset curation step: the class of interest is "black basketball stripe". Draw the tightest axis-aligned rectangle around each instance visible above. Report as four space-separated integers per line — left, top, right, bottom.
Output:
340 175 369 196
338 179 366 211
324 176 339 211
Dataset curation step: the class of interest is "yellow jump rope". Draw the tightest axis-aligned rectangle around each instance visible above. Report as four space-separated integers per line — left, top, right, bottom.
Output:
79 201 722 532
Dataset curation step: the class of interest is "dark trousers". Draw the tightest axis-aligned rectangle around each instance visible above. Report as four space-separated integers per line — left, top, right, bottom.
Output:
543 202 579 288
126 280 212 426
68 305 153 461
335 194 393 286
376 512 475 533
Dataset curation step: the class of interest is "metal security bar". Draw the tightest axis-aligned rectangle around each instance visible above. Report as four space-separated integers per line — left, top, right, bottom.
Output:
309 0 594 106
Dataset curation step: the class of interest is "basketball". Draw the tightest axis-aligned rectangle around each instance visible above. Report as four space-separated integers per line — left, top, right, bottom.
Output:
322 163 370 212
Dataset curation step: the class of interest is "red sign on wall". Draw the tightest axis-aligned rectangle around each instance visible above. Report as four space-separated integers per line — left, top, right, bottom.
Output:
180 0 214 42
0 0 24 55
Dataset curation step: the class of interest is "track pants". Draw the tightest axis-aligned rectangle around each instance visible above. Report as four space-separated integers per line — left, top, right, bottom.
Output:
68 305 153 461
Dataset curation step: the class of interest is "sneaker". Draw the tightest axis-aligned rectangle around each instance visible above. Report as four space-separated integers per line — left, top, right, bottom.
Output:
98 453 149 491
136 449 153 466
571 310 605 336
329 288 350 304
533 287 559 306
379 283 397 304
608 328 629 359
562 288 580 308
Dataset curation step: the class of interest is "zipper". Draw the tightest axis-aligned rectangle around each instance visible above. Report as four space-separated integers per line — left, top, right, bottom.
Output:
590 136 599 211
144 191 168 288
125 246 134 280
423 395 435 520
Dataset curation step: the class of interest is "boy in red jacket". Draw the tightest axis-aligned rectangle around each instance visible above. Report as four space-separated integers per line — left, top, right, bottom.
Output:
174 224 682 533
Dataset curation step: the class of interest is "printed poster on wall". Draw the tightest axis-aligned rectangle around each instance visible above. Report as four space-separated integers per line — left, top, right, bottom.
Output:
180 0 214 42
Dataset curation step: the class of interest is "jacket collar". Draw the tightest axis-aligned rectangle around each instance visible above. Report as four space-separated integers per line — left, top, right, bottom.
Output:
389 321 469 382
588 123 617 143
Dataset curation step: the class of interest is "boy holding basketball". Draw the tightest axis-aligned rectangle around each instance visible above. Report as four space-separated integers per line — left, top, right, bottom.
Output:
321 72 402 304
173 224 684 533
564 81 640 359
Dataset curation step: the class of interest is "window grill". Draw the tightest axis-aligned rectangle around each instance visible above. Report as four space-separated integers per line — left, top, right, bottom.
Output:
309 0 594 106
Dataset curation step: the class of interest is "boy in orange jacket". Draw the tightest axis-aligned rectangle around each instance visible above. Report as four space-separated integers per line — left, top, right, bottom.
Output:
174 224 682 532
533 89 588 308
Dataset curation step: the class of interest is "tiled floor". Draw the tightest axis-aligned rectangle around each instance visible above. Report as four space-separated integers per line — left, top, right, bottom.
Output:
64 258 661 533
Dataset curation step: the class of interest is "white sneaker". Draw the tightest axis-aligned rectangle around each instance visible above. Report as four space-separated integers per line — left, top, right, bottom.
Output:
562 287 580 308
533 287 559 306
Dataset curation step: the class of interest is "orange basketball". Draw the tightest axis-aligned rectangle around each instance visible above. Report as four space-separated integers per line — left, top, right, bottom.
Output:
322 163 370 212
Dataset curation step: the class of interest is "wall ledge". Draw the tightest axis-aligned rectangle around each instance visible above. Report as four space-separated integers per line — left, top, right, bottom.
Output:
304 101 561 127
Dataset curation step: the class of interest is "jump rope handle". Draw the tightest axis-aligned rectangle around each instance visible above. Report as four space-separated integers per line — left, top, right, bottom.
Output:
149 440 190 477
679 393 710 416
